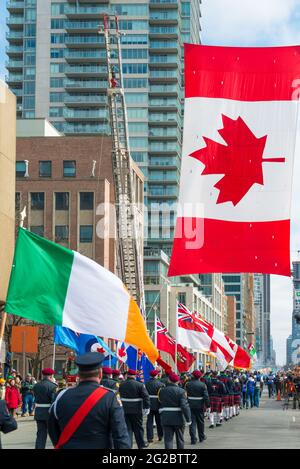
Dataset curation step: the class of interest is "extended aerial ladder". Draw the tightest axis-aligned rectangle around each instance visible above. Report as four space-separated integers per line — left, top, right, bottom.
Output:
98 15 145 309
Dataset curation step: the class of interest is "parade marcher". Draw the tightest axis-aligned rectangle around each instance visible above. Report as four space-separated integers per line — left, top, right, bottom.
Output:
48 352 130 449
233 377 242 416
219 373 230 421
100 367 119 391
185 370 210 444
33 368 58 449
0 397 17 449
21 373 35 417
5 378 22 418
207 372 226 428
145 369 164 443
158 372 191 449
112 369 121 385
119 369 150 449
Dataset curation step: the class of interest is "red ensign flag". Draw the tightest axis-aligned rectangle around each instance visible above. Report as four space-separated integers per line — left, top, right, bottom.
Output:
169 44 300 277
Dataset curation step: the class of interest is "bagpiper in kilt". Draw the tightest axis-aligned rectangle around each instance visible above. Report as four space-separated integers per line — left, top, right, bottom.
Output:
233 379 242 415
207 373 226 428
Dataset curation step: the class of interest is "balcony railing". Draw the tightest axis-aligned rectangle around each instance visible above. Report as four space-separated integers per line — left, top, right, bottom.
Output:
65 5 108 15
64 109 108 119
65 80 106 89
65 50 106 60
65 20 100 30
65 65 107 75
65 94 107 104
65 35 105 45
63 123 110 134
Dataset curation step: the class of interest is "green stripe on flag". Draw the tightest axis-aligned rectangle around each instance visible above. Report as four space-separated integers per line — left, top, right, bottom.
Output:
5 228 74 325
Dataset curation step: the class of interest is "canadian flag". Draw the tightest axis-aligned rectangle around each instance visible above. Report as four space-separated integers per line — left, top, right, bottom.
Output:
169 44 300 277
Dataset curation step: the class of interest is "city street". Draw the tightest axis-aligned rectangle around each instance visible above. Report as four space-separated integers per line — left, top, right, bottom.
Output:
2 393 300 450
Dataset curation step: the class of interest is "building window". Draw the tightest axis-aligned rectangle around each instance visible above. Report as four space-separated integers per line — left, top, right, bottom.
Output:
55 225 69 243
80 225 93 243
55 192 69 210
39 161 52 178
63 161 76 177
80 192 94 210
31 192 44 210
178 293 186 305
30 226 44 237
16 161 26 177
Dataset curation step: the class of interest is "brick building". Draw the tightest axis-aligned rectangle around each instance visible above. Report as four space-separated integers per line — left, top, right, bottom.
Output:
12 127 144 376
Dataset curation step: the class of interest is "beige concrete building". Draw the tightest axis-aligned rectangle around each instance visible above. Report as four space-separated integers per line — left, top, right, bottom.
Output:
0 81 16 304
227 296 237 342
243 273 256 347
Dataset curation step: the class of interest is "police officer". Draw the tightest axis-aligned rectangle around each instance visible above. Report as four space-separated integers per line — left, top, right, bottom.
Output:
158 372 191 449
119 369 150 449
185 370 210 444
33 368 58 449
48 352 130 449
100 367 118 391
145 369 164 443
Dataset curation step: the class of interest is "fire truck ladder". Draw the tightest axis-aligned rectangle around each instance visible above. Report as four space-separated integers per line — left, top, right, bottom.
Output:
99 15 144 308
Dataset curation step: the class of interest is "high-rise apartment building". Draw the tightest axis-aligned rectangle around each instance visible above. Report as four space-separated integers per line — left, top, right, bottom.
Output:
222 274 244 346
254 273 271 366
286 261 300 366
6 0 201 258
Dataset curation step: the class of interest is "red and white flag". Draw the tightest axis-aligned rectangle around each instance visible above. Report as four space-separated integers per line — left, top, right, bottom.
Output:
155 316 195 373
177 303 250 370
169 44 300 277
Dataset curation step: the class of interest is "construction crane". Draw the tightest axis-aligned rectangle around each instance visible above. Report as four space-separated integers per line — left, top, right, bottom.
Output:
98 15 145 309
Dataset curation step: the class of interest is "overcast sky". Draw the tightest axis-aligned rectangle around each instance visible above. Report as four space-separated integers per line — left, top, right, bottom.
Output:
1 0 300 364
201 0 300 365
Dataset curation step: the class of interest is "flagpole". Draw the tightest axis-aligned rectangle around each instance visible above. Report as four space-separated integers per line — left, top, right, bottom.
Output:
52 343 56 370
175 301 178 375
0 207 27 367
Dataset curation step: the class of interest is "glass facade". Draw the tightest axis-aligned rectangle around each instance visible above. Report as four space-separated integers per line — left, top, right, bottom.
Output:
6 1 202 318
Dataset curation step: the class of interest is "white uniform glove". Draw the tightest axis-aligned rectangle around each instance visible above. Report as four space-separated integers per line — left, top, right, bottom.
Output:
143 408 150 416
186 421 192 426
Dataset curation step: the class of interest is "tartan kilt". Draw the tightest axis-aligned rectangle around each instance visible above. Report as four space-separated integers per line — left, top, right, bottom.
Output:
210 396 223 413
234 394 241 406
229 395 235 406
222 395 230 407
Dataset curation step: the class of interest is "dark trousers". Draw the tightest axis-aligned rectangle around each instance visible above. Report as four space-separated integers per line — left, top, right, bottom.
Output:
22 394 34 414
189 408 205 443
247 392 254 408
146 410 163 441
35 420 48 449
125 414 146 449
163 425 185 449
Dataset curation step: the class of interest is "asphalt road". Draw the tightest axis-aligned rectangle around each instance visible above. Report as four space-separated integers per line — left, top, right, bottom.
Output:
2 392 300 449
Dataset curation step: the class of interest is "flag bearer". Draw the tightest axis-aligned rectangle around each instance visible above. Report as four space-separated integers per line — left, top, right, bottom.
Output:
119 369 150 449
185 370 210 444
112 369 121 386
48 352 130 449
207 372 226 428
145 370 165 443
33 368 58 449
158 372 191 449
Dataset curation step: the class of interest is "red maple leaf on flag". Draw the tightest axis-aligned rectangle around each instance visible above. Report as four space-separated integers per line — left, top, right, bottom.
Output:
118 347 126 358
96 347 105 354
189 114 285 206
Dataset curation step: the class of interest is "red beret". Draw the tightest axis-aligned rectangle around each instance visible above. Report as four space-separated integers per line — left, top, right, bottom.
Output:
150 370 159 377
168 372 180 383
127 369 137 376
112 369 120 376
192 370 203 379
42 368 55 376
102 367 113 375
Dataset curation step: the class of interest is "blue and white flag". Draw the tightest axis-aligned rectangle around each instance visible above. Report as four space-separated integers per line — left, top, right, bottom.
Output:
54 326 117 358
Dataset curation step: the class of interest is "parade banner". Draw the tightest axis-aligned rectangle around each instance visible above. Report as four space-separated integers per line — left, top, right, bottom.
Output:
169 44 300 277
5 228 158 363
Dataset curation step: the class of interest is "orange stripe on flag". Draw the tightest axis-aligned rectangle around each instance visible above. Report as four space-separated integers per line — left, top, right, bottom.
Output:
125 297 158 364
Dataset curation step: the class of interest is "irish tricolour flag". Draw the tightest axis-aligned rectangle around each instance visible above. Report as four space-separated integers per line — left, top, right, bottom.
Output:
169 44 300 277
5 228 158 363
